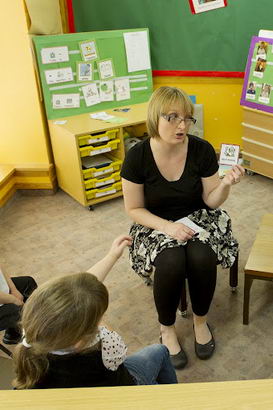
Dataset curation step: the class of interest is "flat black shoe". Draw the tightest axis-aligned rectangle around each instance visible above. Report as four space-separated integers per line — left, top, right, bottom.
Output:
194 324 215 360
3 330 22 345
160 336 188 369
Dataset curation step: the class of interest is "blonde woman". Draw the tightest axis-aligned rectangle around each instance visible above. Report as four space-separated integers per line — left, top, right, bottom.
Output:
121 86 244 369
13 235 177 389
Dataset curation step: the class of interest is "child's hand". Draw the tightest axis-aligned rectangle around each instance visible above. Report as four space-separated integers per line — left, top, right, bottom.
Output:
109 235 132 260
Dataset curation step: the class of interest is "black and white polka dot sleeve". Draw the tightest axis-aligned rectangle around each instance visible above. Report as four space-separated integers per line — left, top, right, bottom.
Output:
99 326 127 371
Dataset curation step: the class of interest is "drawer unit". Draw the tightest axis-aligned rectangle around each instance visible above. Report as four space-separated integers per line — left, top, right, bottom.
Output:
78 129 119 147
242 107 273 180
86 181 122 200
84 171 121 190
79 139 120 158
82 157 122 179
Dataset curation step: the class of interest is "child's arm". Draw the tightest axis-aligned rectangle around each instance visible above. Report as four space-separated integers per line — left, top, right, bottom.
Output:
87 235 132 282
0 267 24 305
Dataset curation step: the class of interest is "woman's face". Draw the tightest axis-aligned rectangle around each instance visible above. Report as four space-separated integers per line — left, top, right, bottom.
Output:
157 105 191 145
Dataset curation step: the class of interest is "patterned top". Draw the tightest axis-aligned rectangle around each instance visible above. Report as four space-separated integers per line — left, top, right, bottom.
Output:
51 326 127 371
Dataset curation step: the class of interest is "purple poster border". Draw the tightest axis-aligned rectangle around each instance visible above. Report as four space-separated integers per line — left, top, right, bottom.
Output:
240 36 273 114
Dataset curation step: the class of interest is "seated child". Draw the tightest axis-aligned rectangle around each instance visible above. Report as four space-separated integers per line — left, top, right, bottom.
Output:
13 235 177 389
0 266 37 344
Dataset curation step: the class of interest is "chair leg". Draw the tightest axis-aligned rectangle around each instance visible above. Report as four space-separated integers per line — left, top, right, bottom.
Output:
243 274 253 325
0 343 13 358
229 252 239 292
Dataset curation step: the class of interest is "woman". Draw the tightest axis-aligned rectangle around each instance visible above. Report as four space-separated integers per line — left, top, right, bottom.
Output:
121 86 244 369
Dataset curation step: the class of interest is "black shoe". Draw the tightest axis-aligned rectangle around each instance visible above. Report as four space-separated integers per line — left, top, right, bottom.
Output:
194 324 215 360
160 336 188 369
3 329 22 345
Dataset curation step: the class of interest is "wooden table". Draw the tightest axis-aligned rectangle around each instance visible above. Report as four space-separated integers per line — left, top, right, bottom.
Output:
243 213 273 324
1 379 273 409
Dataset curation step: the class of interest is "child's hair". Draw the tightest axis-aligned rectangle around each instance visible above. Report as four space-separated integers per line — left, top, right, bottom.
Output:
12 273 108 389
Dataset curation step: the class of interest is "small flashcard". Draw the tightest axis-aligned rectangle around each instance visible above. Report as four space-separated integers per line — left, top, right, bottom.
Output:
175 217 205 234
79 40 98 62
99 81 114 101
77 61 93 82
97 59 115 80
41 46 69 64
219 143 240 166
82 83 100 106
44 67 73 85
53 120 67 125
258 83 271 104
52 94 80 109
189 0 227 14
90 112 115 120
245 81 257 100
115 78 131 101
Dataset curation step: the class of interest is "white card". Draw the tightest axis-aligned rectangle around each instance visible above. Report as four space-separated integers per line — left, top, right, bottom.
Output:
115 78 130 101
99 81 114 101
98 59 114 80
219 144 240 166
45 67 73 85
175 217 205 234
41 46 69 64
52 94 80 109
82 83 100 107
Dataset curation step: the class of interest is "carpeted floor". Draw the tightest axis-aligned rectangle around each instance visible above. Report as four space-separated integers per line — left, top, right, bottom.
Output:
1 172 273 387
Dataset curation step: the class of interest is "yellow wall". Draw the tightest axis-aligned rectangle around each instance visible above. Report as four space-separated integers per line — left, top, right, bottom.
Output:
154 76 244 151
0 1 52 165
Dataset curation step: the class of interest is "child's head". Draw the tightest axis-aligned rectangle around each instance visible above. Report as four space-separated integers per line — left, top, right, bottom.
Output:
13 273 108 389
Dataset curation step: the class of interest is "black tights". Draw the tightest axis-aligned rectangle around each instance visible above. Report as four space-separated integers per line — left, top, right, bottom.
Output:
153 240 217 326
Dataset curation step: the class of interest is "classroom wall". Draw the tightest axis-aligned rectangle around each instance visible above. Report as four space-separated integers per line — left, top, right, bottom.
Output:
153 76 244 151
0 1 52 165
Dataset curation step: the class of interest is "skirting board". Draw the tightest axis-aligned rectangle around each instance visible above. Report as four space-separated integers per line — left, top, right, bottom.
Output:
0 164 57 207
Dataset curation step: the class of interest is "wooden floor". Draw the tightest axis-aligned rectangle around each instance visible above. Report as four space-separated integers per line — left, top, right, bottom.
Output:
1 173 273 387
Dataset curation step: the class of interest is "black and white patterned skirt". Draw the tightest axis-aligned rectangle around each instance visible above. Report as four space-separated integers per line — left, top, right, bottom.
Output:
128 208 238 280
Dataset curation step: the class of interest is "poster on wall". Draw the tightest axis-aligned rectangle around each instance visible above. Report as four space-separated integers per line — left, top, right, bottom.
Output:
188 0 227 14
240 36 273 114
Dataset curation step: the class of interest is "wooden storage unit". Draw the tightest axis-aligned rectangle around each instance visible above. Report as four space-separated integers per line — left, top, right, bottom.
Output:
242 107 273 179
48 102 148 208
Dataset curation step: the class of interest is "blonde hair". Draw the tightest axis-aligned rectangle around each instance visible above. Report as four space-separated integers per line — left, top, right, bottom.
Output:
12 273 108 389
147 86 194 138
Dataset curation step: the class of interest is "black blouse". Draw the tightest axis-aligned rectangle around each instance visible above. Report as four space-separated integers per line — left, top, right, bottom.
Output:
121 135 219 221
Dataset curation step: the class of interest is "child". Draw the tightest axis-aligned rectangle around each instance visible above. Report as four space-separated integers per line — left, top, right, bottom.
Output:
13 235 177 389
0 266 37 344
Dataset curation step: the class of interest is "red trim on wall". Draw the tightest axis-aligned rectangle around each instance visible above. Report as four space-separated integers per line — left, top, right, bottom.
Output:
153 70 244 78
66 0 76 32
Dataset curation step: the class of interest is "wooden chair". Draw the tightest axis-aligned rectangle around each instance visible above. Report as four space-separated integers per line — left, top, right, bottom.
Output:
0 342 13 358
178 252 239 316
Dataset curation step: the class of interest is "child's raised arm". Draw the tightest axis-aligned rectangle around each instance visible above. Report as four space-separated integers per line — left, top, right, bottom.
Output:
87 235 132 282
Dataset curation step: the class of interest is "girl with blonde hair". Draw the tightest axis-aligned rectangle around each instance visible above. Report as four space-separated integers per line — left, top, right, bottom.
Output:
13 235 177 389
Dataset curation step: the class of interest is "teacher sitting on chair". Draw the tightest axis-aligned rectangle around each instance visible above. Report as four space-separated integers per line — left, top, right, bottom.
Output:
121 86 244 369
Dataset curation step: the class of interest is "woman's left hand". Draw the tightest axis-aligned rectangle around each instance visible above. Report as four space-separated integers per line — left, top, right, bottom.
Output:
221 164 245 186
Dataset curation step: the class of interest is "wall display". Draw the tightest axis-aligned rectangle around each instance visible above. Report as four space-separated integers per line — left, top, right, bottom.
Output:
33 29 152 119
240 36 273 114
189 0 227 14
77 61 93 82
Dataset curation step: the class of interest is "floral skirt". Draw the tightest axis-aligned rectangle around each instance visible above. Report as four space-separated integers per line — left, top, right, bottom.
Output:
128 208 238 280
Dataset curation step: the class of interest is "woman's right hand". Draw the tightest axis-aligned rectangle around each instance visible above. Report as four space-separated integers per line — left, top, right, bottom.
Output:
164 221 195 242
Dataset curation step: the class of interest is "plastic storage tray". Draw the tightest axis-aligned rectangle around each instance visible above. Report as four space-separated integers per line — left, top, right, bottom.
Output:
84 171 121 189
86 181 122 200
79 139 120 158
82 158 122 179
78 129 119 147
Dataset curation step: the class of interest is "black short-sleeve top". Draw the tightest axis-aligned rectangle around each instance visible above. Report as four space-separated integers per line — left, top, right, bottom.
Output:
121 135 219 221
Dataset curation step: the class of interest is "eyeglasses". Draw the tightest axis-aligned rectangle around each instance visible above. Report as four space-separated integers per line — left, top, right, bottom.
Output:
161 113 196 126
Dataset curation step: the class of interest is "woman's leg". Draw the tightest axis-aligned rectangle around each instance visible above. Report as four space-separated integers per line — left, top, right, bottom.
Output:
186 240 217 344
11 276 38 302
124 344 177 385
153 247 186 355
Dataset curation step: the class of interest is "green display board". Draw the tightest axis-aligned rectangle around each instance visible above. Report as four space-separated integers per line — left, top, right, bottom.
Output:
72 0 273 72
33 29 153 119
